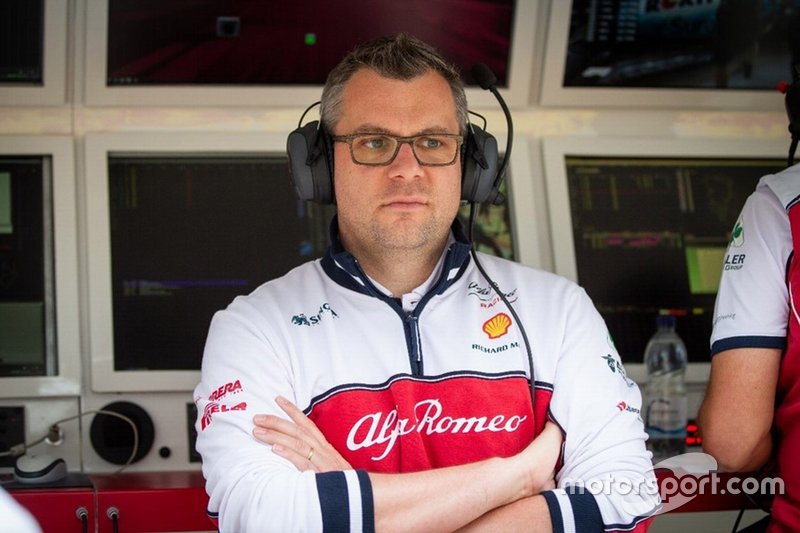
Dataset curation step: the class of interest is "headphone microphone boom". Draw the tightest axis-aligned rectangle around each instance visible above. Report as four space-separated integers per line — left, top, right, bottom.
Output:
470 63 514 205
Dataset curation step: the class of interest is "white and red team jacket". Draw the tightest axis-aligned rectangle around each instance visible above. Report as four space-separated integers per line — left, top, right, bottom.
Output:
194 222 659 533
711 165 800 532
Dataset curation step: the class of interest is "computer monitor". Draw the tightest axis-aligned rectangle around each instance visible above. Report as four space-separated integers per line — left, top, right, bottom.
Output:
85 133 327 391
540 0 799 109
84 0 537 107
0 136 80 397
542 136 788 383
0 0 67 106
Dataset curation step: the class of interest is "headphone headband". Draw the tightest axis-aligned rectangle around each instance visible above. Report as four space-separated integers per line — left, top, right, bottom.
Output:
286 65 510 205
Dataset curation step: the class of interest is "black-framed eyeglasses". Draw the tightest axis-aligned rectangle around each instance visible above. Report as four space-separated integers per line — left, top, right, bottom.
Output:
331 133 464 166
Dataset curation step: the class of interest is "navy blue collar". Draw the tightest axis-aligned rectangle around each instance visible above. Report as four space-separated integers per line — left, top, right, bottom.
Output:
320 216 473 298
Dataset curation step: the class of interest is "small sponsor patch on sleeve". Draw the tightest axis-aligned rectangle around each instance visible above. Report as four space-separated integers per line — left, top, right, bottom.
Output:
200 379 247 430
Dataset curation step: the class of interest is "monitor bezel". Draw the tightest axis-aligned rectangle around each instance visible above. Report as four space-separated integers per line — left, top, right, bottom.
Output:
0 136 80 396
541 135 789 383
84 0 537 108
0 0 68 106
539 0 786 111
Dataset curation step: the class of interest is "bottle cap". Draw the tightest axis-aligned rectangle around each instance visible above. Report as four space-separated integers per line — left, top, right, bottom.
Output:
656 315 676 329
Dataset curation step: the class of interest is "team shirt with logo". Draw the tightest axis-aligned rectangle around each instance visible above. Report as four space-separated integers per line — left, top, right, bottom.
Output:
194 222 658 533
711 165 800 532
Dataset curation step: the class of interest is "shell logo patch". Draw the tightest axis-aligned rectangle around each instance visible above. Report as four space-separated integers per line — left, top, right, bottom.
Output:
482 313 512 339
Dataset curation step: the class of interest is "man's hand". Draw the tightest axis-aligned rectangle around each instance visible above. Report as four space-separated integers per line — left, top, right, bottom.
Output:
252 396 352 473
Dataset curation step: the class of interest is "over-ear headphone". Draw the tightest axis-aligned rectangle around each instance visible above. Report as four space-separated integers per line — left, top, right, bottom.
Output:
287 119 336 204
286 110 499 205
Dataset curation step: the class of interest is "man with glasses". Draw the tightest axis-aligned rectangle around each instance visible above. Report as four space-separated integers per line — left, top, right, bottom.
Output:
194 34 658 532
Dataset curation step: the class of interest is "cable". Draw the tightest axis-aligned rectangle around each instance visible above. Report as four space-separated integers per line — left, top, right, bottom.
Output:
0 409 139 475
466 64 533 407
107 506 120 533
297 100 321 128
731 508 745 533
76 506 89 533
468 110 488 131
729 462 775 531
84 410 140 475
467 202 537 410
297 101 324 166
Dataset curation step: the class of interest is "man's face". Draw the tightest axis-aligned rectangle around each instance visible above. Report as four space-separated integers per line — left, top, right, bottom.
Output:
331 68 462 258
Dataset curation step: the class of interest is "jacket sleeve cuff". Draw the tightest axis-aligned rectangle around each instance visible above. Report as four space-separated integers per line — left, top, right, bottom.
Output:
543 488 603 533
316 469 374 532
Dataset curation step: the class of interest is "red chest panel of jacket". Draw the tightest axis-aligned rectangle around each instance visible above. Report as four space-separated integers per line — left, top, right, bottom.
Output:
308 372 551 472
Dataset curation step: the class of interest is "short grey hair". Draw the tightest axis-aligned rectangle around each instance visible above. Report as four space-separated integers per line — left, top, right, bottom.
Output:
320 33 468 135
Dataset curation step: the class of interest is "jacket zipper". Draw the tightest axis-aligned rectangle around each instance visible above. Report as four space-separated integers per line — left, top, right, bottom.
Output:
404 313 423 376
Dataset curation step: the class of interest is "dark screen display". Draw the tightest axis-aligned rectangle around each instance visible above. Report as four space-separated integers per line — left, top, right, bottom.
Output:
563 0 800 89
458 179 516 260
0 0 44 84
108 156 333 371
566 156 785 364
0 157 49 377
106 0 514 86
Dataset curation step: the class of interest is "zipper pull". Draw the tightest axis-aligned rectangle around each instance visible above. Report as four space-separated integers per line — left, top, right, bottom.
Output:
407 314 422 363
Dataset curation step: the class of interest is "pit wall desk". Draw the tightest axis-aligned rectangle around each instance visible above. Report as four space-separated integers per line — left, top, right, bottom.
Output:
7 470 767 533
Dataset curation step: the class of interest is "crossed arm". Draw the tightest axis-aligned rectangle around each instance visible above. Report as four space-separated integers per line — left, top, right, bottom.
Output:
253 396 559 533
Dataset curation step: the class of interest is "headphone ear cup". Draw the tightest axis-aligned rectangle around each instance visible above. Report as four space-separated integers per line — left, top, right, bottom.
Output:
287 121 335 204
461 125 499 204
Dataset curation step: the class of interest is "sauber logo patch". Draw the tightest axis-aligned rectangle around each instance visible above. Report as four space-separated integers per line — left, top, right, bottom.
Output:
723 219 746 270
483 313 512 339
201 379 247 430
730 219 744 247
291 302 338 326
723 253 746 271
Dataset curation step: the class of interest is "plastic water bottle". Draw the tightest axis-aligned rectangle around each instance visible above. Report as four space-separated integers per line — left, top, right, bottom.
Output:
643 315 688 462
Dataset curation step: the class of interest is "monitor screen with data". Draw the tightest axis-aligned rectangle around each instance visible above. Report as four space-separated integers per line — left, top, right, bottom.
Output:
107 155 332 371
458 180 516 261
0 0 43 84
563 155 785 367
560 0 799 90
0 156 53 377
